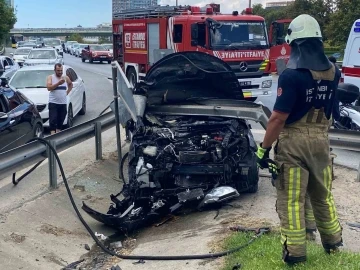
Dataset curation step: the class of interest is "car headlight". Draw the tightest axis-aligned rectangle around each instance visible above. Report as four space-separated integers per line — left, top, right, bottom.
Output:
262 80 272 88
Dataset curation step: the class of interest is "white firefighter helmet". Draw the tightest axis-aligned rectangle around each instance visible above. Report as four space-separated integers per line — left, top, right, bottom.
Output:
285 14 322 45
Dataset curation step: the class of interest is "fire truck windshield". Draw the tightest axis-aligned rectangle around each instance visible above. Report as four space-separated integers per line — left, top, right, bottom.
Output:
209 21 268 50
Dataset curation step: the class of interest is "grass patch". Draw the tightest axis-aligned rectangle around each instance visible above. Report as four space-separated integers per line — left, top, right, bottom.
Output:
221 232 360 270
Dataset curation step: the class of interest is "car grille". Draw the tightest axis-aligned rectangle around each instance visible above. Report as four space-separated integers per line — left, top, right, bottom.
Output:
228 60 267 79
36 104 46 112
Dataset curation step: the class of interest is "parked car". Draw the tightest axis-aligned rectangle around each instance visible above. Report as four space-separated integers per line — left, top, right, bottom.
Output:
82 44 112 64
23 48 64 66
10 47 32 67
0 80 43 153
16 41 27 48
9 64 87 129
22 42 37 48
102 43 113 54
0 56 20 82
70 43 80 55
74 44 89 57
65 41 77 54
43 38 64 56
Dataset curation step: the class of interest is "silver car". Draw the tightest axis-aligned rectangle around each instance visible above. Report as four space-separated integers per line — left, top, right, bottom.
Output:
10 47 32 67
74 44 88 57
43 38 64 56
70 43 80 55
23 48 64 66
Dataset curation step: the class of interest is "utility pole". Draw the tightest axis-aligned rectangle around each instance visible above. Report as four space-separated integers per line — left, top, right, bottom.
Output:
176 0 178 6
249 0 251 8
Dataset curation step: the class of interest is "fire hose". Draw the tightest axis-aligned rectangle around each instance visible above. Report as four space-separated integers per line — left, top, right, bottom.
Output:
12 137 271 263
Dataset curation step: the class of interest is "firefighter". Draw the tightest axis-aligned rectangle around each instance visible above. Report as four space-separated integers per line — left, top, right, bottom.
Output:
255 14 343 264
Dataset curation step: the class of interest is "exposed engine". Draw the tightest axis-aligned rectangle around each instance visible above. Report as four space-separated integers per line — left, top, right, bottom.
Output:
83 114 259 233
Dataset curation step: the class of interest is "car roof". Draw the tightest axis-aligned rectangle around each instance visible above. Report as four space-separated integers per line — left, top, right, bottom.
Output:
15 64 72 71
15 47 33 50
30 48 57 51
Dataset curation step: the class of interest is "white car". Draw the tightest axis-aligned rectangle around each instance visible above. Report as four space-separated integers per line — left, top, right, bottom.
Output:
65 41 77 53
8 64 87 128
75 44 89 57
43 38 64 56
10 47 32 67
23 48 64 66
70 43 80 55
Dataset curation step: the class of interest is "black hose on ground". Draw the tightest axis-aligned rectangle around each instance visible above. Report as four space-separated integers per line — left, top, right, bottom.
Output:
19 137 267 261
12 159 44 185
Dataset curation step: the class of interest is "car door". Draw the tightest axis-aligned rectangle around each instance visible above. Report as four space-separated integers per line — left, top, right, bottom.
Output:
5 57 18 78
7 91 33 146
65 67 81 114
0 93 21 153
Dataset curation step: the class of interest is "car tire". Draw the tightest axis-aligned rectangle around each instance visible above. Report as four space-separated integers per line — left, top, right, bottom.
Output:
79 93 86 115
126 67 137 88
82 57 85 62
108 60 111 64
90 58 93 63
65 104 74 129
33 123 44 139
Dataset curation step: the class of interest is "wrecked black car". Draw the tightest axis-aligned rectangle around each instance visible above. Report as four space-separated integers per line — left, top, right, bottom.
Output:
82 52 270 233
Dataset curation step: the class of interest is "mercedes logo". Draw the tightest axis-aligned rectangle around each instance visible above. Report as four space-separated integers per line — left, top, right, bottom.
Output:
239 61 248 72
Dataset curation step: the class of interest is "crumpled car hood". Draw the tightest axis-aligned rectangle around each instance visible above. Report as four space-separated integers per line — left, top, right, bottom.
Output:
141 51 245 105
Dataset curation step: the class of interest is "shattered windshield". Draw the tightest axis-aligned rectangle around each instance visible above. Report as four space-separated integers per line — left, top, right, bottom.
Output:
210 21 269 50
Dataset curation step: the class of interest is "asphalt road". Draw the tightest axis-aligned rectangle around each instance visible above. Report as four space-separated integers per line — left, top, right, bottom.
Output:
5 48 360 169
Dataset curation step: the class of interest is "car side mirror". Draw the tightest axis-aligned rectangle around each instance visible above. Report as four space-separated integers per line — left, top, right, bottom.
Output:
4 66 10 70
10 53 14 57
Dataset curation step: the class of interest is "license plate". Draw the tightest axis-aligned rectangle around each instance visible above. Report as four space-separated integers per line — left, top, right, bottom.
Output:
240 81 251 86
100 56 106 58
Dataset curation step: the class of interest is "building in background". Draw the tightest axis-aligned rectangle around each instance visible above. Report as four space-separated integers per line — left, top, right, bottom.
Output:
5 0 14 9
266 0 294 9
112 0 158 16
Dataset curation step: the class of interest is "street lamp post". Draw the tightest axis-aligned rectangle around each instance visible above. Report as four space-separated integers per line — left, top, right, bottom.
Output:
249 0 251 8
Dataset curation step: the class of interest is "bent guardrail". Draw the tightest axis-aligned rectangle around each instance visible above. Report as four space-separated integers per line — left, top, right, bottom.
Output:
0 108 359 189
0 111 115 186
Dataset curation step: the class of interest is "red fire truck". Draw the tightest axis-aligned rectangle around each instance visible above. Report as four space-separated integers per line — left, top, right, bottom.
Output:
268 19 292 73
112 4 289 101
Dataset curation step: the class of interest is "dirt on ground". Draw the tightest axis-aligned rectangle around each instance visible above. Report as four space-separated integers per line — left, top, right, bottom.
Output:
75 163 360 270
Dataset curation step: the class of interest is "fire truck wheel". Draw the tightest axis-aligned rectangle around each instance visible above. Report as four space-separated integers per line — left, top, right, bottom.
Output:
126 67 137 88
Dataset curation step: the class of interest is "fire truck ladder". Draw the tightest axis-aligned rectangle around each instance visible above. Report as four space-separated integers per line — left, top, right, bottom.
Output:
113 5 192 19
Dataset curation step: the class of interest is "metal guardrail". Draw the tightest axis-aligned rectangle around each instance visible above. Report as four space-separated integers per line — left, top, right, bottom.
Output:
0 111 115 185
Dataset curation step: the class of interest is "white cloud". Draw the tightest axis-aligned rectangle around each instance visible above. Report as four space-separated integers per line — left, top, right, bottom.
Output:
158 0 267 14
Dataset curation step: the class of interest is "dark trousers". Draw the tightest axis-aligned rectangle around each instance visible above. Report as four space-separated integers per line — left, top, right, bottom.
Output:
49 103 67 131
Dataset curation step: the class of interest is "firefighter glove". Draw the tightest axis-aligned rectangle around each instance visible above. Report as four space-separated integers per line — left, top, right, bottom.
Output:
267 159 279 186
256 143 271 169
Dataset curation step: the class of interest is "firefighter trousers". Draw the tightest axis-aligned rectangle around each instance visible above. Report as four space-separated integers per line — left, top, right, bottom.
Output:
274 110 342 262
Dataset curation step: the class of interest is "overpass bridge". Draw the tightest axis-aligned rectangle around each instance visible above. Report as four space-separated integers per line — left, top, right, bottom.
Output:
10 27 112 37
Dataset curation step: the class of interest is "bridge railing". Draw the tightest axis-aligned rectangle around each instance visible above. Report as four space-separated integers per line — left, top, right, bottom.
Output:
10 28 112 33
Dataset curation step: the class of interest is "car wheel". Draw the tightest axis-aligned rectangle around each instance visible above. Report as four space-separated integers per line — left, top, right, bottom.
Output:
82 57 85 62
66 104 74 128
90 58 93 63
33 123 44 138
108 60 111 64
79 93 86 115
126 67 137 88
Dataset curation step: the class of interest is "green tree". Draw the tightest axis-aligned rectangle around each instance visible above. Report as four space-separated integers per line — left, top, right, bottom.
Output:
0 0 17 44
98 36 110 44
68 33 83 43
325 0 360 49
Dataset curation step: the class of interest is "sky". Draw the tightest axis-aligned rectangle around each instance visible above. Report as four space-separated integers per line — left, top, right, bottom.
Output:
14 0 266 28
